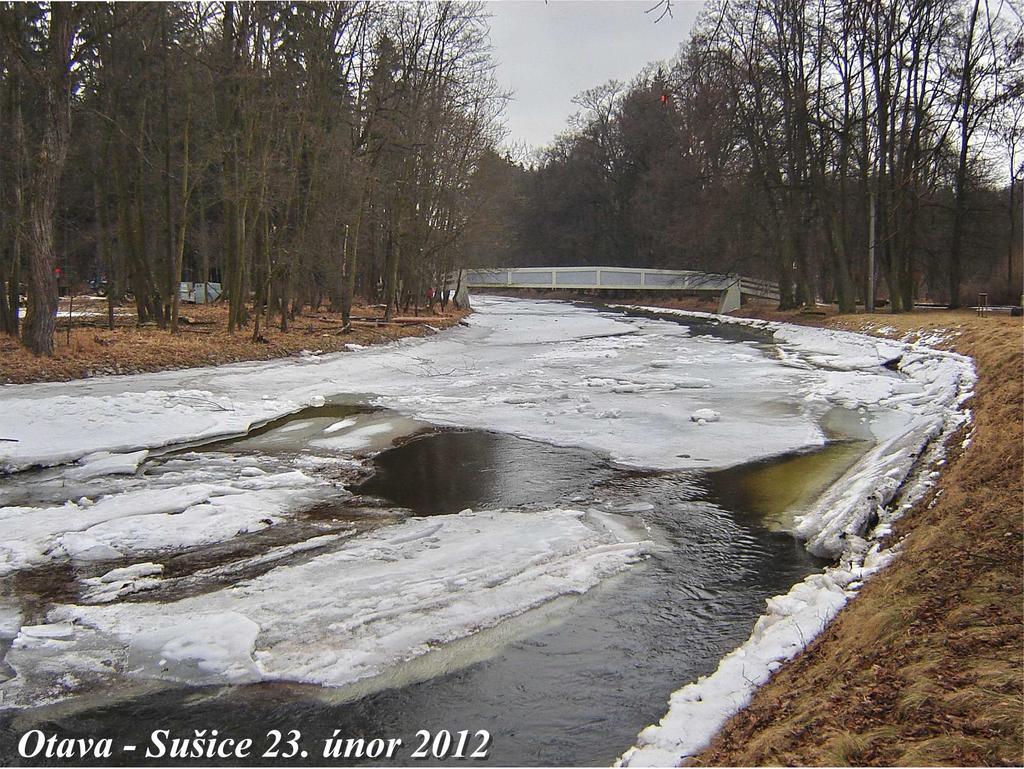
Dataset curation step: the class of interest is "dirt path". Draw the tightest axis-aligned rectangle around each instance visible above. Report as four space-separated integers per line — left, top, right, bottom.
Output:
691 310 1023 766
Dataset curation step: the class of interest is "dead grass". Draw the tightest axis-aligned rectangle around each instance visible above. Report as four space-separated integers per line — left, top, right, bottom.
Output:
690 309 1023 767
0 298 470 384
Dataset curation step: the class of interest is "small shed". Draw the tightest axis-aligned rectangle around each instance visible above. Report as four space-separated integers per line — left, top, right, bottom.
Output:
178 282 223 304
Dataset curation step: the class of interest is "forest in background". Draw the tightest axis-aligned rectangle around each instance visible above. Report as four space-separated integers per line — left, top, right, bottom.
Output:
1 1 1023 359
470 0 1023 312
0 1 504 355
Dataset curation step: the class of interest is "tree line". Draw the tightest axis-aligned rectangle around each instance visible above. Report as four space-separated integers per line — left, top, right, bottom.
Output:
472 0 1023 311
0 1 505 355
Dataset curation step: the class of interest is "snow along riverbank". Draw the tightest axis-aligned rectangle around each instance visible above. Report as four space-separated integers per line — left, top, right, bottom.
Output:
613 306 975 767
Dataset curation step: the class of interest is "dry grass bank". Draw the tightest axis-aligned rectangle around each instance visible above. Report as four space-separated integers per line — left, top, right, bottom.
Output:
0 298 469 384
691 310 1023 766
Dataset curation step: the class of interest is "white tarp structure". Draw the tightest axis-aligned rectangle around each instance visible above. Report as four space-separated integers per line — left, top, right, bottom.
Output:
177 281 222 304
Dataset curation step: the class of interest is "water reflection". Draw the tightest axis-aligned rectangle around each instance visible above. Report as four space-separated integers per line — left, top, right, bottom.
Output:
706 441 870 531
356 431 614 514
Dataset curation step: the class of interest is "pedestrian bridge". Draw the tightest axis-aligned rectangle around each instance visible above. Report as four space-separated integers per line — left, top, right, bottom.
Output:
464 266 779 314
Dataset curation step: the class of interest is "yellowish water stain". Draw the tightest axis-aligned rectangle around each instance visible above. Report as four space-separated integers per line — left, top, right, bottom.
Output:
710 441 871 532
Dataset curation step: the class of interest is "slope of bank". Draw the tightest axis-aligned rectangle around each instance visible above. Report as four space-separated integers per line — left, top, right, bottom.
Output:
692 310 1022 766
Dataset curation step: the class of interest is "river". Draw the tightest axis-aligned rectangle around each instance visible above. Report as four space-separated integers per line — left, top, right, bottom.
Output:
0 298 902 766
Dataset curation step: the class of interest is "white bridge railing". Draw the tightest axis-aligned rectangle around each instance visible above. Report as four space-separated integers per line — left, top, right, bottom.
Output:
464 266 780 313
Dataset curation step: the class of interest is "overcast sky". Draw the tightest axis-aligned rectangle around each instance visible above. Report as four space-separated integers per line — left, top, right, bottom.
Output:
486 1 705 153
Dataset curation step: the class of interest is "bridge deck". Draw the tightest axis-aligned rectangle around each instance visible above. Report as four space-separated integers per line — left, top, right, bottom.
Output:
464 267 780 309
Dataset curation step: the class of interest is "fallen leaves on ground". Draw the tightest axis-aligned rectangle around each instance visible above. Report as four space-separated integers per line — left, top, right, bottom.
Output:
0 299 469 384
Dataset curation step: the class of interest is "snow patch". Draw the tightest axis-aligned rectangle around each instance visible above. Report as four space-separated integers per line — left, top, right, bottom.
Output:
0 602 22 640
81 563 165 604
67 450 149 480
18 623 76 641
690 409 720 424
128 612 261 685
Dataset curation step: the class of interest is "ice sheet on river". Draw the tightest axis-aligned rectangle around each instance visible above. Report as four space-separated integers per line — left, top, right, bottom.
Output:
2 509 651 707
0 467 329 576
0 297 828 474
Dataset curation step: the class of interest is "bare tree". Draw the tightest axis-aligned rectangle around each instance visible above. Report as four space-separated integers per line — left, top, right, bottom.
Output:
1 2 77 354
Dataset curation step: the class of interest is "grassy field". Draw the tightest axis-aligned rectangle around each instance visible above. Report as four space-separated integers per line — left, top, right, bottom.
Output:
693 310 1023 766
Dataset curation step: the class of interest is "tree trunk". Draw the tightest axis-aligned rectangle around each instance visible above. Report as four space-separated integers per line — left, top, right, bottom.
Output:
823 211 856 313
162 5 175 325
341 174 372 329
170 94 191 333
383 223 400 322
2 65 25 337
1010 178 1019 293
948 0 982 309
279 267 290 332
22 5 74 356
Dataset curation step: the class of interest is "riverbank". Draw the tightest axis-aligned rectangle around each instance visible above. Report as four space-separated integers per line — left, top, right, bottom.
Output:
0 299 469 384
688 308 1022 766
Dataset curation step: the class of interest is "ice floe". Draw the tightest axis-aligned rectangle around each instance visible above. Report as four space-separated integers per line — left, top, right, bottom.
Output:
0 471 328 575
0 297 840 474
3 509 651 706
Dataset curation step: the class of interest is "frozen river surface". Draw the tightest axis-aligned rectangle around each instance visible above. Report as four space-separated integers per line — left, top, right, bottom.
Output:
1 296 838 475
0 297 973 765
